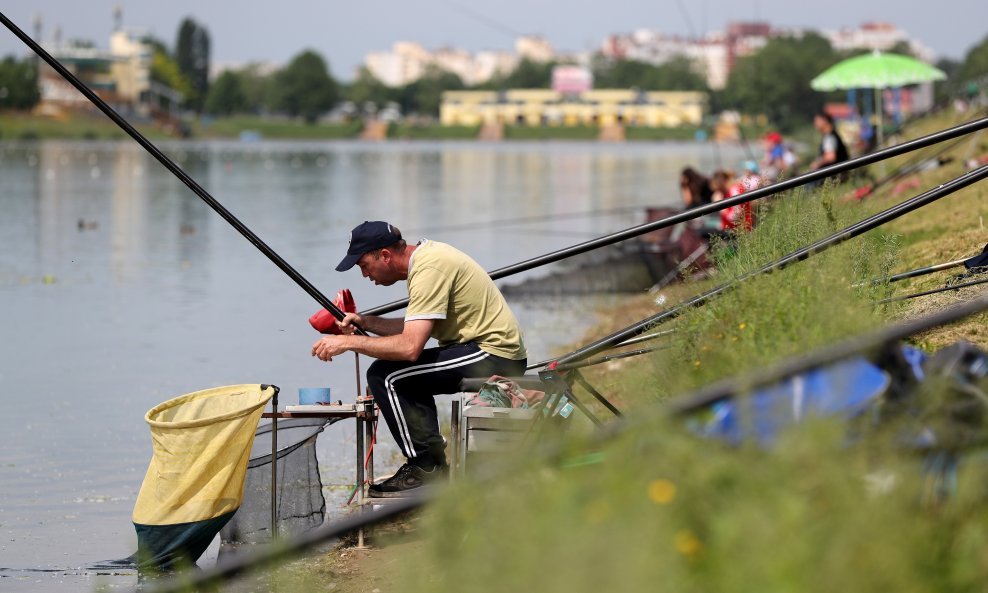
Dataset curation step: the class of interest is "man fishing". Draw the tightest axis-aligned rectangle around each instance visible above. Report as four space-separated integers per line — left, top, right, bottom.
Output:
311 221 527 497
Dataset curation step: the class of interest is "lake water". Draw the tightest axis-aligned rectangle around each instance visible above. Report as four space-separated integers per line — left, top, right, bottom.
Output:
0 138 744 591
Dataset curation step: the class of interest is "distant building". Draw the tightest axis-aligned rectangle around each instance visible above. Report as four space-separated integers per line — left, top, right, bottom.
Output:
551 65 593 94
433 46 479 85
823 22 935 62
209 61 279 81
364 42 431 87
601 20 935 91
440 89 706 127
107 29 151 106
36 17 182 117
600 23 770 90
363 35 556 87
515 36 554 62
473 50 521 84
37 42 117 107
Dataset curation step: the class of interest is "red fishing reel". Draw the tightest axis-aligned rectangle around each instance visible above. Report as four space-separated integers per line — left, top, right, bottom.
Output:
309 289 356 334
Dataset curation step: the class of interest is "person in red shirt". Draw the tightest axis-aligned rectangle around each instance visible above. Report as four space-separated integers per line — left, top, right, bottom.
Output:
719 162 760 232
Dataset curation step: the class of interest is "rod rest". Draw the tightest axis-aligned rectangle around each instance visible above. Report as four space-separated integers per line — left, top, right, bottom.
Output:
459 376 546 392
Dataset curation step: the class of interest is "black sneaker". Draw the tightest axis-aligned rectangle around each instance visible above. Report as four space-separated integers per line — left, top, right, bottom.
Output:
368 463 443 498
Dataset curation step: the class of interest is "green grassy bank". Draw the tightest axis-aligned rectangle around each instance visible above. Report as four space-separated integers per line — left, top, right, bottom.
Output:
0 110 170 140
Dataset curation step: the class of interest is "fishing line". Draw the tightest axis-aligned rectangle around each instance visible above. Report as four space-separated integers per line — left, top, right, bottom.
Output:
876 275 988 305
0 12 363 334
403 205 642 235
857 257 969 287
432 0 521 40
490 227 621 239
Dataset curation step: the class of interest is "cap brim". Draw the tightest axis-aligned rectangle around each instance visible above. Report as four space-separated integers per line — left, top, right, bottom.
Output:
335 253 361 272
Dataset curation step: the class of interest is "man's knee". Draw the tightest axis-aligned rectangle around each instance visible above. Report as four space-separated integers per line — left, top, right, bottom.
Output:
366 359 393 396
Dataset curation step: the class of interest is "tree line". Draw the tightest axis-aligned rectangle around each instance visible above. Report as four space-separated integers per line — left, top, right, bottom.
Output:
201 54 709 123
180 31 988 129
1 19 987 131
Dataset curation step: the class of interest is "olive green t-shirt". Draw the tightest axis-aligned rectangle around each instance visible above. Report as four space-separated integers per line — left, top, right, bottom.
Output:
405 240 526 361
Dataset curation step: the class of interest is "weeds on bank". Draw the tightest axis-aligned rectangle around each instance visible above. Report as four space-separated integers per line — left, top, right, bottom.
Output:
621 184 901 402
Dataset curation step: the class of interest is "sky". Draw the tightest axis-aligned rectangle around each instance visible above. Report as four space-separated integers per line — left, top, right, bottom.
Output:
1 0 986 80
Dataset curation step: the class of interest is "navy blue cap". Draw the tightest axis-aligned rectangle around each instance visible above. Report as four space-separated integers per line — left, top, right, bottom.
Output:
335 221 402 272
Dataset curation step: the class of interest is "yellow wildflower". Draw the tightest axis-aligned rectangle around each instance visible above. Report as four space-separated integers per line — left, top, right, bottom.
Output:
674 529 703 559
648 479 676 505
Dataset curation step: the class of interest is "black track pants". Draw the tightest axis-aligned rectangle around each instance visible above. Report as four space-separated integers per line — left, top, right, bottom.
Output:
366 342 526 466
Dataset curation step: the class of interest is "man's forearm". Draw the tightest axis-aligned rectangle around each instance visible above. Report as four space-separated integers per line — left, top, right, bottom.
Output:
337 333 422 361
360 315 405 336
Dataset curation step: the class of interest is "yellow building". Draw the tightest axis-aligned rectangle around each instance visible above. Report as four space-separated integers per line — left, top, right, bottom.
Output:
440 89 706 127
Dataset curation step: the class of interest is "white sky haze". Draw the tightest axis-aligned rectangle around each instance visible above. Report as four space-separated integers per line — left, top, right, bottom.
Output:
1 0 985 80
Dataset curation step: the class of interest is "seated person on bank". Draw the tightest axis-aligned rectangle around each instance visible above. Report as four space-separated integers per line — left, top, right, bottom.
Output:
311 221 528 497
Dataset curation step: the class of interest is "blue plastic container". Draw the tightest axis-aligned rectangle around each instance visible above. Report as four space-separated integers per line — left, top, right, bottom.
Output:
298 387 332 405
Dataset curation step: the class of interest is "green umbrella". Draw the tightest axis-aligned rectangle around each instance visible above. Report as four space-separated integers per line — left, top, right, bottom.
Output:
811 50 946 149
811 50 946 91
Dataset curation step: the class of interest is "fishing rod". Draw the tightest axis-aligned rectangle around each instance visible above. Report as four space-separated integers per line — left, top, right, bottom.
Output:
858 240 987 287
525 329 676 370
403 205 642 235
133 496 424 593
876 275 988 305
653 243 708 290
360 116 988 317
857 257 969 287
550 344 669 373
0 12 364 336
551 163 988 367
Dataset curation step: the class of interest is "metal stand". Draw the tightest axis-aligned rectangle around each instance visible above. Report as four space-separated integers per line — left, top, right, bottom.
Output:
450 398 461 478
270 389 278 541
356 392 376 549
261 398 378 548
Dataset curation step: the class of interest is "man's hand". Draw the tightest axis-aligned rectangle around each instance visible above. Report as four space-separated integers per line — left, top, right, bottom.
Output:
338 312 363 335
311 335 349 362
309 319 434 362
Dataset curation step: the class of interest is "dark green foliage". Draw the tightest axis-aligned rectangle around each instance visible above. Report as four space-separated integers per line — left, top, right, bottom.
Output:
957 34 988 88
394 67 464 116
485 58 556 89
270 50 339 123
345 68 399 110
204 71 247 116
720 33 841 131
934 58 963 105
175 17 211 112
235 63 276 114
144 35 193 107
593 56 708 91
0 54 39 110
